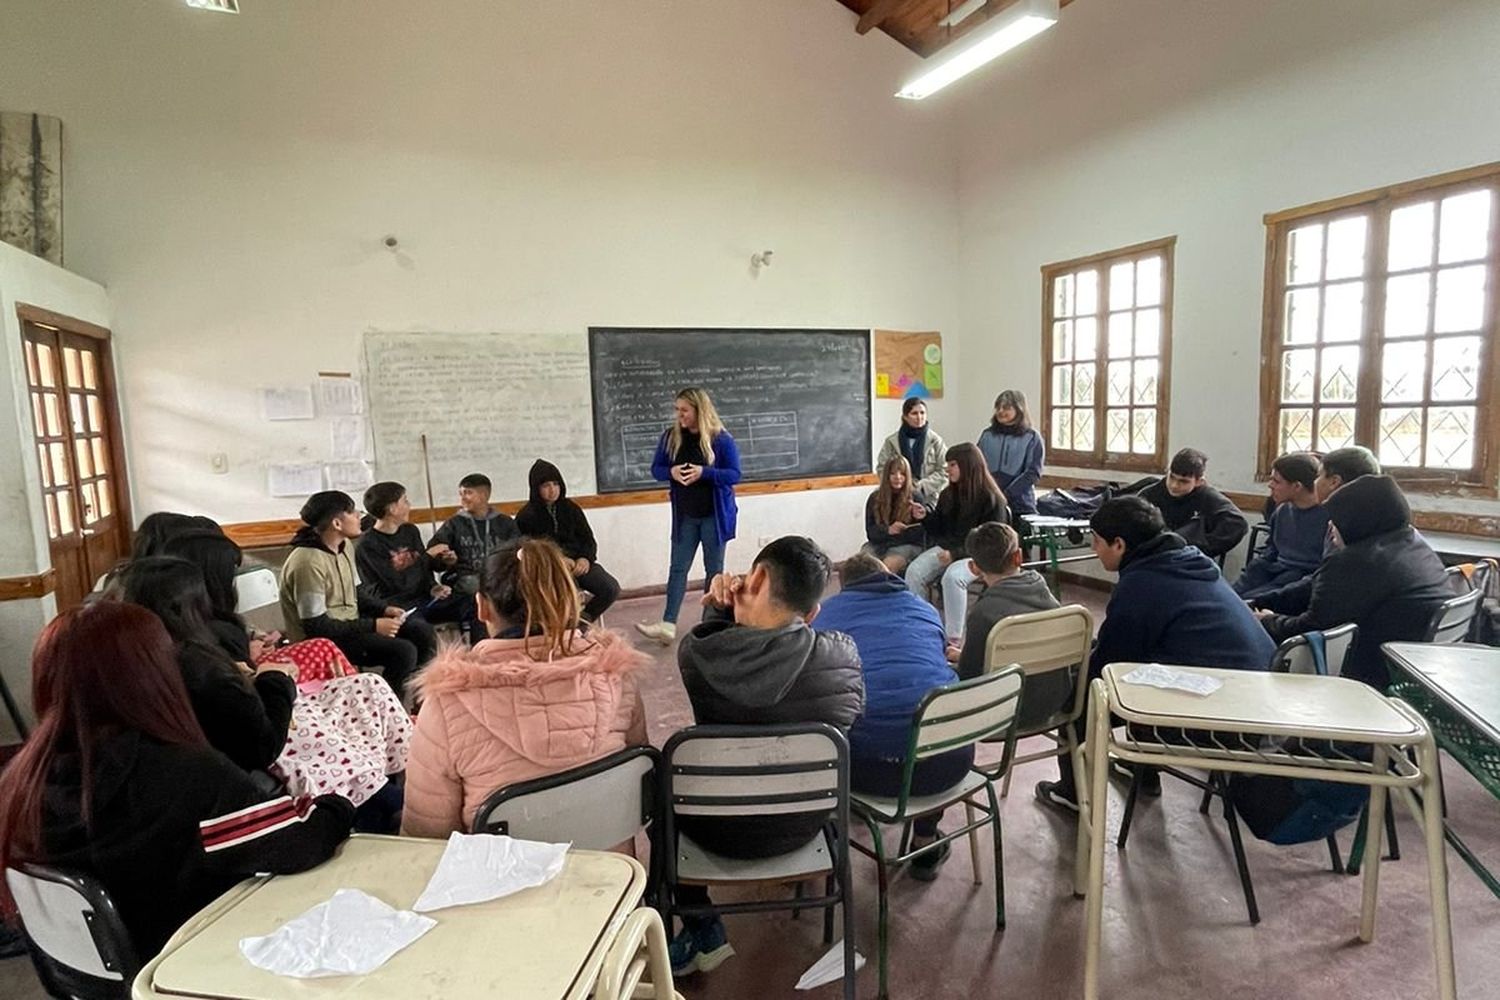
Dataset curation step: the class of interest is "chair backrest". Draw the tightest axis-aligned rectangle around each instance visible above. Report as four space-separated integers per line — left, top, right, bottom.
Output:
984 604 1094 736
234 566 280 615
1246 521 1272 563
1444 559 1494 595
5 863 138 1000
910 667 1023 759
1269 623 1358 677
470 745 659 850
1426 586 1484 644
663 724 848 820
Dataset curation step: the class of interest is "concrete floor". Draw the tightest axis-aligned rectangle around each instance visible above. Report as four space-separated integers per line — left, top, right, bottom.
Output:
4 585 1498 999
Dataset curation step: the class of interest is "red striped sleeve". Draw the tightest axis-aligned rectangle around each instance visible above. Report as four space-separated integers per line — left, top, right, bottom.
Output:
199 796 304 853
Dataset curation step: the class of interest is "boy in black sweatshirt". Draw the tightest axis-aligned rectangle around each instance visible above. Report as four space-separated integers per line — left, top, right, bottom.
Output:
357 481 478 642
1138 447 1248 561
430 473 519 596
515 459 620 621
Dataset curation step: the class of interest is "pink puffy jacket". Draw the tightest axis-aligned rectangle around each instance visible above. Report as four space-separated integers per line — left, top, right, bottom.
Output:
400 630 648 839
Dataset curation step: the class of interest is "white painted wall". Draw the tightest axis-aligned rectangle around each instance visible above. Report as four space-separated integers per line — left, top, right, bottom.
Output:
951 0 1500 516
0 241 111 737
0 0 963 588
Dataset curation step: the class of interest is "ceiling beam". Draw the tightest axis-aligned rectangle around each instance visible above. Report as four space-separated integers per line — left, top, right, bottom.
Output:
856 0 926 36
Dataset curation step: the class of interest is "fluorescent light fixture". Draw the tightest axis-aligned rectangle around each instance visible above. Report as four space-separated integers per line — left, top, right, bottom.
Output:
896 0 1058 100
185 0 239 12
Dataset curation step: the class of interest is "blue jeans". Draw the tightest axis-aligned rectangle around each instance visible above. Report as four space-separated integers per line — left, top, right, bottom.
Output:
905 546 978 641
664 515 725 623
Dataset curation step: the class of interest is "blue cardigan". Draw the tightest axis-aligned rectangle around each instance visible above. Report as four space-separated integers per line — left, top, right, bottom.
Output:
651 429 742 543
813 572 956 762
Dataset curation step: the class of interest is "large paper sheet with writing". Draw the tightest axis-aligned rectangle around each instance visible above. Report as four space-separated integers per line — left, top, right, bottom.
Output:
362 332 596 503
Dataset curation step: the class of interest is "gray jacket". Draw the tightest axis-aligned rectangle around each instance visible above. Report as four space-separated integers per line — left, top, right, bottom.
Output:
957 570 1060 680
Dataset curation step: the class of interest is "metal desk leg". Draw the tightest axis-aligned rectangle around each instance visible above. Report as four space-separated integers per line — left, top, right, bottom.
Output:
1358 747 1387 942
1082 687 1110 1000
1417 738 1457 1000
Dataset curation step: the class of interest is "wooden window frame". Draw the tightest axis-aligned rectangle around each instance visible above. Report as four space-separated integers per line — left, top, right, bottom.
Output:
1258 162 1500 497
1040 236 1176 474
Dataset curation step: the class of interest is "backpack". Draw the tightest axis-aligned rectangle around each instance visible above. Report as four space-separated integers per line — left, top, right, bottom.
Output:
1227 634 1367 845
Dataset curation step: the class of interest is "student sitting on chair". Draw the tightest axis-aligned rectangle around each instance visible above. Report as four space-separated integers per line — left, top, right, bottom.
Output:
1231 452 1329 599
954 523 1059 681
0 601 353 961
1254 474 1449 690
875 396 948 503
280 491 430 702
430 473 520 622
670 536 864 978
515 459 621 623
861 455 928 574
401 538 648 839
813 552 964 881
1138 447 1248 562
357 481 475 645
1035 497 1274 812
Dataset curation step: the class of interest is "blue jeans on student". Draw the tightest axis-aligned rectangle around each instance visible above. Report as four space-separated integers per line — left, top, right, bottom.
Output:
664 516 724 623
905 546 978 641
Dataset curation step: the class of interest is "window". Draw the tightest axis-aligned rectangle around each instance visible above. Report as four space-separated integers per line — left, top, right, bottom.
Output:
1260 164 1500 491
1041 237 1174 472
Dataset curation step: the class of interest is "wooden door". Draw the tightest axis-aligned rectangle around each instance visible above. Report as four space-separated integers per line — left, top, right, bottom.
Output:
20 312 132 612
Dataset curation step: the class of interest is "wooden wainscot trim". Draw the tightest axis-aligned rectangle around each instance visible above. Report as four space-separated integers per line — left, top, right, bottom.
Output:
0 568 57 601
221 474 878 549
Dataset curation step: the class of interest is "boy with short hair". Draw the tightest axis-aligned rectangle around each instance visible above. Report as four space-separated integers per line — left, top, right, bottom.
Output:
1139 447 1248 560
669 536 865 978
514 459 620 622
1232 452 1330 599
955 522 1059 680
356 481 472 649
430 473 519 597
1035 496 1273 812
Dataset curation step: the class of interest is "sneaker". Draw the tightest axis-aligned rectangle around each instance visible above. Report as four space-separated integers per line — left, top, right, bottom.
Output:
1110 760 1162 797
1034 779 1080 814
634 620 677 646
669 918 734 977
908 834 952 882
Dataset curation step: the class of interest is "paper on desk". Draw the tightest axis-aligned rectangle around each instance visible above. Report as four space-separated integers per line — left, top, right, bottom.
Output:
411 832 570 913
795 941 866 990
1120 664 1223 697
238 888 434 978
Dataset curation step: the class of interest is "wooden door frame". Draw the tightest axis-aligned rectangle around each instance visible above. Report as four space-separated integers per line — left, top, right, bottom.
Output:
16 303 133 580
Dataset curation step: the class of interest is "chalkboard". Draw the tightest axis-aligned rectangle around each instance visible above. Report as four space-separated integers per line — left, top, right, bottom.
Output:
589 328 872 493
363 332 597 502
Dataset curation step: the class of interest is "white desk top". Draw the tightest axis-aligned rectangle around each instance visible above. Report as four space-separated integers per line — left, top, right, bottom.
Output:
136 835 645 1000
1102 664 1426 742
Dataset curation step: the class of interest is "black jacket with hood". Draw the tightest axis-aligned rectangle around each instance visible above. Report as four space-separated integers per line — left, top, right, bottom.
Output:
677 604 865 856
39 731 353 959
431 508 519 591
1138 479 1249 559
515 460 599 562
1260 475 1450 689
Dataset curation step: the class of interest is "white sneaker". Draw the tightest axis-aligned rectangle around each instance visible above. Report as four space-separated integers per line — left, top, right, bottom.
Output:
634 621 677 645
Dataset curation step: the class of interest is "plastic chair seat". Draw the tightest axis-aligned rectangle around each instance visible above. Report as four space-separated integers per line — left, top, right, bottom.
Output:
674 830 833 885
850 769 988 823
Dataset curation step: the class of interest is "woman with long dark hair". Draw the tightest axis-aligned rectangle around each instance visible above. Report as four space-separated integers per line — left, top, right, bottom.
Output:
0 602 352 959
975 389 1045 515
906 443 1009 647
875 397 947 503
163 531 412 813
635 387 742 646
861 455 927 573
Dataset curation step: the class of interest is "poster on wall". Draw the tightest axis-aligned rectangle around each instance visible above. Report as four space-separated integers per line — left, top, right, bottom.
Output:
874 330 943 399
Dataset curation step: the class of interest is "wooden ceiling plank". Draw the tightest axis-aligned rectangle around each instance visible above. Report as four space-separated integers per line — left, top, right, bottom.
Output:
857 0 928 35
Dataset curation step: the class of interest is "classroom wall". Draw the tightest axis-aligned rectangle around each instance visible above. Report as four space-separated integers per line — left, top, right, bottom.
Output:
0 0 962 587
0 241 112 736
951 0 1500 517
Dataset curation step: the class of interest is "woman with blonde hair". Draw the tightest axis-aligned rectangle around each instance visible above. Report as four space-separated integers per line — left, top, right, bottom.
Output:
862 455 928 573
635 387 742 645
402 537 649 838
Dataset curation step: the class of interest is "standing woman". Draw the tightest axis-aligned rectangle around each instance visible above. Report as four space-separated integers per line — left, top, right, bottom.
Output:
976 389 1045 516
636 387 742 645
906 443 1009 648
862 455 927 574
876 397 947 503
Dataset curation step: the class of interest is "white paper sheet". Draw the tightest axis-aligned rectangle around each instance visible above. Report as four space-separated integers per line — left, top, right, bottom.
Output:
325 460 374 494
268 462 325 497
795 941 865 990
261 386 316 421
412 832 569 913
318 376 364 416
330 416 367 460
239 888 434 978
1120 664 1223 697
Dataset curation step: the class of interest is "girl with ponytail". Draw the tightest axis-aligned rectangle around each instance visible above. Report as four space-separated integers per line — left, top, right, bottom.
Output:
401 537 650 838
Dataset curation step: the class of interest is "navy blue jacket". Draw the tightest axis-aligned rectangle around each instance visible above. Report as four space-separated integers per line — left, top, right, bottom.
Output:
651 429 741 543
1093 534 1275 676
813 572 956 761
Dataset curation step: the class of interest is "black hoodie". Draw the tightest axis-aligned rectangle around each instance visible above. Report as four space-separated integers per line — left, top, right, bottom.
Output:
1261 475 1450 688
1139 478 1248 559
356 521 438 608
514 460 599 562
